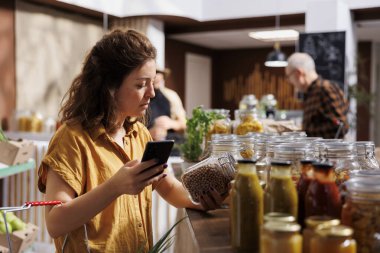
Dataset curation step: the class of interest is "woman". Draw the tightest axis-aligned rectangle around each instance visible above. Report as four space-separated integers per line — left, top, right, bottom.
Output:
38 29 224 252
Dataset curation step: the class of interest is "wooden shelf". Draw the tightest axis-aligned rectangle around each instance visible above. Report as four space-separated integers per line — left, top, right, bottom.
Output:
0 160 36 179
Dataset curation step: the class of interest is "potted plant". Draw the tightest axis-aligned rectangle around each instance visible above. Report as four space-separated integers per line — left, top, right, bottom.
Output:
180 106 223 165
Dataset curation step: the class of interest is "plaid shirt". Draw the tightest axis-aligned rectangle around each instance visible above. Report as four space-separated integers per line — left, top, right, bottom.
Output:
302 76 349 138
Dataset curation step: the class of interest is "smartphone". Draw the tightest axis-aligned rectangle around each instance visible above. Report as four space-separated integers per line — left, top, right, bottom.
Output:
141 140 174 166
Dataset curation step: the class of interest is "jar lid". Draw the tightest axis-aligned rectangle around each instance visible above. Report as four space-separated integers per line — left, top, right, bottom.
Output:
323 142 355 152
237 159 257 164
264 221 301 233
315 225 353 238
305 216 340 229
345 177 380 194
300 159 315 164
271 160 292 166
264 212 296 223
312 161 334 169
351 170 380 178
355 141 375 155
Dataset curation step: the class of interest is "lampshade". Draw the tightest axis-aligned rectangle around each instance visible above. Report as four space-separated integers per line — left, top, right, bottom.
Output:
264 42 288 67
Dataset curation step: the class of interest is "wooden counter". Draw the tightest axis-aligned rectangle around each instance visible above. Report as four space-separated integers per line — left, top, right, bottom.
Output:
175 208 233 253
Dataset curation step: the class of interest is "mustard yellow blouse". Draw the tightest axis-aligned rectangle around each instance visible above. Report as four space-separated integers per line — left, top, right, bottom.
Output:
38 122 153 253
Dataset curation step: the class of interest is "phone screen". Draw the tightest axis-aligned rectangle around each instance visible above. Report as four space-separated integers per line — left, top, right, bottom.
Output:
141 140 174 165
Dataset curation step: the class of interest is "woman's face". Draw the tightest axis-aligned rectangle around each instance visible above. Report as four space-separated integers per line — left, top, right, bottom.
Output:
115 59 156 118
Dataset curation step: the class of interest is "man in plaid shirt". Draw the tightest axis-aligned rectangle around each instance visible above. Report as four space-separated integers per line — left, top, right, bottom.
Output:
286 53 349 138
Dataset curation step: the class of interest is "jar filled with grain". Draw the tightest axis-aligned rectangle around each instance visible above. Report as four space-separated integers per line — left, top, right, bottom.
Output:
181 152 236 204
234 109 264 135
342 177 380 253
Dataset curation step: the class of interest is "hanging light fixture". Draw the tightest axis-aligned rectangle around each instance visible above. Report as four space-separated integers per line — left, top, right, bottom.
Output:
264 15 288 68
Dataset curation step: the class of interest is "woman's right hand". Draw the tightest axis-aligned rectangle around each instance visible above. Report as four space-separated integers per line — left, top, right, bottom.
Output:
111 159 167 196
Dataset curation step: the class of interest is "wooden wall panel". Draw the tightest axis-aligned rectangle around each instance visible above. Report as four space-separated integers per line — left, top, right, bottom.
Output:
0 1 16 129
212 46 300 114
356 41 372 141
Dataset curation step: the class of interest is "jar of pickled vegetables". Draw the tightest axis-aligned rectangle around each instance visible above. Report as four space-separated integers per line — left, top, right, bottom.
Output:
297 159 314 226
231 159 263 253
342 177 380 253
303 216 340 253
310 225 356 253
260 221 302 253
264 160 298 218
320 142 360 185
305 162 341 219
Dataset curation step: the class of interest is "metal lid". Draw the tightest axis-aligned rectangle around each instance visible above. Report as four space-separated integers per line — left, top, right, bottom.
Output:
271 160 292 166
315 225 353 237
312 161 334 169
300 159 315 164
264 221 301 233
264 212 296 223
345 177 380 194
237 159 257 164
305 216 340 229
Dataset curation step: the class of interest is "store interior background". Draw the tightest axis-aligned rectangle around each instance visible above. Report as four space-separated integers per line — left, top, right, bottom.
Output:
0 0 380 250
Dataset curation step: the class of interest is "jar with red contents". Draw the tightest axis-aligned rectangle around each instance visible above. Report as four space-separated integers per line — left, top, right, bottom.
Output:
305 162 342 219
297 159 314 227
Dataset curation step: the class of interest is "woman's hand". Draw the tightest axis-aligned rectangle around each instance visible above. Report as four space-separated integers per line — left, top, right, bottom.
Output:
111 159 167 196
199 188 228 211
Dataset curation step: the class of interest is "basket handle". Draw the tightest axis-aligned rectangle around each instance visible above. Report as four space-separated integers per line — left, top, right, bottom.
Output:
25 200 62 206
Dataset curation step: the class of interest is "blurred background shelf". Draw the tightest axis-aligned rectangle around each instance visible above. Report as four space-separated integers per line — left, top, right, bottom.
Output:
0 160 36 179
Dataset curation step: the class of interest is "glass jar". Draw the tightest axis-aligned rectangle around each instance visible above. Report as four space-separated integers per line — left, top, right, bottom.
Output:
237 134 255 159
210 138 242 160
355 141 380 170
254 139 269 187
234 109 263 135
231 159 263 253
239 94 258 110
207 109 232 137
260 221 302 253
342 177 380 253
297 159 314 226
310 225 356 253
305 162 341 219
274 143 314 185
181 152 236 204
303 216 340 253
320 142 360 185
313 139 343 160
264 160 298 218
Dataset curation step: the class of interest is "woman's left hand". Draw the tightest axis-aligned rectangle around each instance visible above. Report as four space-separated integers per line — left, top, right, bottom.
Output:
199 188 228 211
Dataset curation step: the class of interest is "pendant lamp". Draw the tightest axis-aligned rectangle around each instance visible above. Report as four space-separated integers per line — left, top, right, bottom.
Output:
264 15 288 68
264 41 288 67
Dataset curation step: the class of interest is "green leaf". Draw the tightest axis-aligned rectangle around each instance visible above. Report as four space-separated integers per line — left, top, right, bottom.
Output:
139 216 188 253
0 127 7 142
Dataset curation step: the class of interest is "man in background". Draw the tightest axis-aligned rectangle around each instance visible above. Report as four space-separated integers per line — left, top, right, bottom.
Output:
148 68 186 143
286 52 349 138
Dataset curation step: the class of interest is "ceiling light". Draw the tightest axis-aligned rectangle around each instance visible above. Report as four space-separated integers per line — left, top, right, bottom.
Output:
264 42 288 67
249 29 299 42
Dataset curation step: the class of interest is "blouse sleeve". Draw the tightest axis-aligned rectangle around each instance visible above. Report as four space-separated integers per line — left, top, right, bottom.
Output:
38 126 86 196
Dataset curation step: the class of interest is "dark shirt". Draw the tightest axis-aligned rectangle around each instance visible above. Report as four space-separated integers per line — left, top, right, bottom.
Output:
147 89 171 129
302 76 349 138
